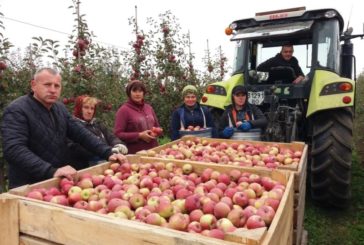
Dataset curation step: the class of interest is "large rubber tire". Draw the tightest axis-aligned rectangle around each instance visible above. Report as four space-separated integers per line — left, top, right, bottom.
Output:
310 108 353 208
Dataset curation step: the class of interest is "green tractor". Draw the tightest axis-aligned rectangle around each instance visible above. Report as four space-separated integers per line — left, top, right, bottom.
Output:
201 7 363 208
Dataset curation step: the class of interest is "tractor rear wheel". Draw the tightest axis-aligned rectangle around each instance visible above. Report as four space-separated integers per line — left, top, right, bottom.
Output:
310 108 353 208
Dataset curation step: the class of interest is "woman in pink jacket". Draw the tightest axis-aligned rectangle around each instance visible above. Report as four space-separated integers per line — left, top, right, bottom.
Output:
114 80 160 154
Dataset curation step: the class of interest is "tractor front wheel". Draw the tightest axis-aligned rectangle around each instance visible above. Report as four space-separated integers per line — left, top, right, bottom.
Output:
310 108 353 208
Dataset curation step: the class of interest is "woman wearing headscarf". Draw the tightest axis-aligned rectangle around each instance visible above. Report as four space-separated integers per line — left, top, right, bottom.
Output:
114 80 160 154
218 85 267 139
68 95 127 167
170 85 215 140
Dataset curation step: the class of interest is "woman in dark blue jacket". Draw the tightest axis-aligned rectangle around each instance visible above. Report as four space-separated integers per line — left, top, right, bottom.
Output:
170 85 215 140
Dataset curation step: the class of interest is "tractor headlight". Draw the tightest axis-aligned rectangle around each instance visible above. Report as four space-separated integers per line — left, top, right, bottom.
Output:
324 10 337 18
320 82 353 95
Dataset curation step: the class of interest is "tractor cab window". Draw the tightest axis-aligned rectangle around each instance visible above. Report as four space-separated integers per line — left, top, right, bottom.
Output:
232 40 248 74
312 19 340 73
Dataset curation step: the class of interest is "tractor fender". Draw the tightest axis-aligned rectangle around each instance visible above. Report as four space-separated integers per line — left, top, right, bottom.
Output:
306 70 355 117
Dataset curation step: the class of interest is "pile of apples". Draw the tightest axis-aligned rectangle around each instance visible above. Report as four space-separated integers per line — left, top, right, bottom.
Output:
26 161 286 240
144 137 302 169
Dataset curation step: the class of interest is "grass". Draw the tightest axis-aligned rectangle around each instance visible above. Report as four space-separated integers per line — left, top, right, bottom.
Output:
303 75 364 244
304 154 364 244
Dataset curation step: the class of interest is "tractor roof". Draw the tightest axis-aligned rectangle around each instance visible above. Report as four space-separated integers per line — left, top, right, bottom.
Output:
230 7 344 34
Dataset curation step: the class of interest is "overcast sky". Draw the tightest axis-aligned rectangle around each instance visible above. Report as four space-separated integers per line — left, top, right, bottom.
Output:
0 0 363 75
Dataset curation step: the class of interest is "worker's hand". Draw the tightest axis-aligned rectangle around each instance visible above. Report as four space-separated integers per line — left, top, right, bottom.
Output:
139 130 155 143
239 121 252 132
236 121 243 127
222 127 234 138
293 75 305 84
54 165 77 180
112 144 128 155
108 153 127 164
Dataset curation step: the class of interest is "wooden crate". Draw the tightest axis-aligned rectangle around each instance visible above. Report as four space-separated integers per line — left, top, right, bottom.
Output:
1 155 294 245
137 136 308 244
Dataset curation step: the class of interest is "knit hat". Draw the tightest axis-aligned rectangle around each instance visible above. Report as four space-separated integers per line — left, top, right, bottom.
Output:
182 85 198 97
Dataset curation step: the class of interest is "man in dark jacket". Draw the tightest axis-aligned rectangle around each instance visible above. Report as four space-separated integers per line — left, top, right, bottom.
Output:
257 44 304 84
1 68 126 188
218 85 267 139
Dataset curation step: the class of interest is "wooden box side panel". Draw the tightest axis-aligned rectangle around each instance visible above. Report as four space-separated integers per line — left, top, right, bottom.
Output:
0 194 19 245
8 156 293 245
293 183 306 245
262 173 294 245
17 199 239 245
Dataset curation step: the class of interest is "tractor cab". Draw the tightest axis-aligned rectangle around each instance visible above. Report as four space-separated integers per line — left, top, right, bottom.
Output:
202 7 347 114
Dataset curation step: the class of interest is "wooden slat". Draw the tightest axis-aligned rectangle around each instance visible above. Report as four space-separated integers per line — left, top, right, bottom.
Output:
19 235 60 245
293 184 306 244
300 230 308 245
225 227 267 245
0 194 19 245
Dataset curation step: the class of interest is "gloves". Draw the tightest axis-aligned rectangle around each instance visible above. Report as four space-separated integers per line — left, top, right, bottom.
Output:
238 121 252 132
112 144 128 155
222 127 234 138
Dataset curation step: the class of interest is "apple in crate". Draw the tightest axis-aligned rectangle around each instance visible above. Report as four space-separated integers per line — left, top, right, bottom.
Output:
26 190 44 201
246 215 266 229
257 205 276 225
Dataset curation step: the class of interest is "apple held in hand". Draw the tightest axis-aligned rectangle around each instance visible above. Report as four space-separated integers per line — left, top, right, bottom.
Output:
150 127 163 137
